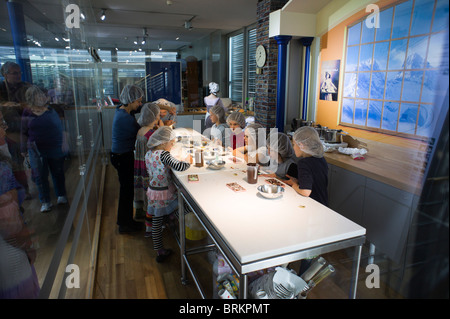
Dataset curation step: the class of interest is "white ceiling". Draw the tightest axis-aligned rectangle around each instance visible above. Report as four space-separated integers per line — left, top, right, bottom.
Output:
0 0 259 52
0 0 333 53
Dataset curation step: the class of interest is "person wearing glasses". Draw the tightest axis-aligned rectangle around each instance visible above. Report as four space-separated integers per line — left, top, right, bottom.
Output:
0 62 30 104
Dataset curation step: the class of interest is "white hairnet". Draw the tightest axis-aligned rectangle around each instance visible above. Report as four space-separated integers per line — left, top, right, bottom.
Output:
227 112 246 128
209 82 219 94
147 126 176 149
146 102 160 118
293 126 324 158
209 104 226 123
25 85 48 107
155 98 176 109
137 102 157 126
267 132 295 160
245 123 265 147
120 84 144 105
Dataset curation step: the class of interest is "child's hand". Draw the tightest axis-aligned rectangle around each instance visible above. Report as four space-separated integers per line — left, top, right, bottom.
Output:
260 173 276 178
284 174 298 187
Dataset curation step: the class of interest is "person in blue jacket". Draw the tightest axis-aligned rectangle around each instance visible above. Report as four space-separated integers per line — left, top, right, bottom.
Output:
110 84 144 234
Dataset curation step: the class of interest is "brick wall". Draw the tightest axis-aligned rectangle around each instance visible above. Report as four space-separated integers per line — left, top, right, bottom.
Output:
254 0 289 129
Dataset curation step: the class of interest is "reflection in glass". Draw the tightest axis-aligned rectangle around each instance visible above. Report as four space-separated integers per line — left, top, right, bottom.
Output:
370 72 386 99
388 39 407 70
344 73 357 97
348 22 361 45
354 99 368 126
382 102 400 131
373 42 389 70
341 98 354 123
427 32 446 68
410 0 434 36
398 103 419 134
392 0 413 39
433 0 450 32
361 21 375 43
345 46 360 72
385 71 403 100
375 7 393 42
359 44 373 71
422 70 442 103
406 36 428 69
416 104 435 137
402 71 423 102
356 73 370 98
368 100 382 128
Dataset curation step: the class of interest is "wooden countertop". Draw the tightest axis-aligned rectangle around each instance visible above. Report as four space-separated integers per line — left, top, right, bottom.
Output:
177 111 207 115
324 137 426 195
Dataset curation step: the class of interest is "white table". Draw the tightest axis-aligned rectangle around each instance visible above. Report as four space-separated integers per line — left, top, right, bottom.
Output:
171 129 366 299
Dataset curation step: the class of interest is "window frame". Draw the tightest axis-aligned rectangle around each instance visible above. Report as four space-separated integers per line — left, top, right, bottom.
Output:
227 23 257 105
339 0 447 141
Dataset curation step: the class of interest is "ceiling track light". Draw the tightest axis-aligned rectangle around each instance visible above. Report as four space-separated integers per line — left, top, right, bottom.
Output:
134 37 138 45
158 43 162 51
100 9 106 21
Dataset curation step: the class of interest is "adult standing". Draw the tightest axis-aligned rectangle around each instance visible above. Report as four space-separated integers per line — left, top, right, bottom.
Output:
204 82 226 130
20 86 68 213
110 84 144 234
0 62 30 103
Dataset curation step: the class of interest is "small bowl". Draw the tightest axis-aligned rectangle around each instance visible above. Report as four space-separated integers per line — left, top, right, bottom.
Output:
257 184 285 199
203 151 216 160
206 160 226 170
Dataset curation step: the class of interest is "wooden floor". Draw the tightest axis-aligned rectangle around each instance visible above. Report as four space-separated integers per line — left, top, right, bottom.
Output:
93 164 404 299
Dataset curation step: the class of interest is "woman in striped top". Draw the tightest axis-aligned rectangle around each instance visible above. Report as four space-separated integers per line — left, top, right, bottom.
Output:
145 126 191 262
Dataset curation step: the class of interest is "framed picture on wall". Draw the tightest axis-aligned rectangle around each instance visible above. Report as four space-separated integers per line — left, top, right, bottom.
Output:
320 60 340 101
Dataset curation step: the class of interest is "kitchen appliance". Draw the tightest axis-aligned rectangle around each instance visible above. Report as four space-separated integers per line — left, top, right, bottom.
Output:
314 125 328 139
291 118 314 131
323 129 348 143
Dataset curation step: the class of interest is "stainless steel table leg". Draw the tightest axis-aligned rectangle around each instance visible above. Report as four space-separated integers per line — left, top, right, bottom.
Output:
178 191 187 284
239 274 248 299
349 244 363 299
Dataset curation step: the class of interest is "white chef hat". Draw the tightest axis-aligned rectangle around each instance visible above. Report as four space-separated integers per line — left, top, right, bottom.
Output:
209 82 219 94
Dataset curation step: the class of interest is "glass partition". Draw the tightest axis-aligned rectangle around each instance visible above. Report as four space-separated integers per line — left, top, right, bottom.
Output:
0 0 105 299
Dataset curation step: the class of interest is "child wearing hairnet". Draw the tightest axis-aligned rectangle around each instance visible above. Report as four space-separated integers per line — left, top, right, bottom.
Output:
233 123 269 165
226 112 246 151
134 103 159 235
209 104 229 146
285 127 328 206
263 132 298 179
145 126 191 262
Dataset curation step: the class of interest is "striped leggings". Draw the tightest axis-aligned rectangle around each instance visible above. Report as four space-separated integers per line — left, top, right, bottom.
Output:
151 216 165 251
151 203 192 251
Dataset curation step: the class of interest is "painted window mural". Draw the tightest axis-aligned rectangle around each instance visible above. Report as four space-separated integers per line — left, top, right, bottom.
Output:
341 0 449 138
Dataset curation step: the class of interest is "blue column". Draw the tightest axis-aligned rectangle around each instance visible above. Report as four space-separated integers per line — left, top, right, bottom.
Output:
274 35 291 133
300 37 314 120
6 1 32 83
